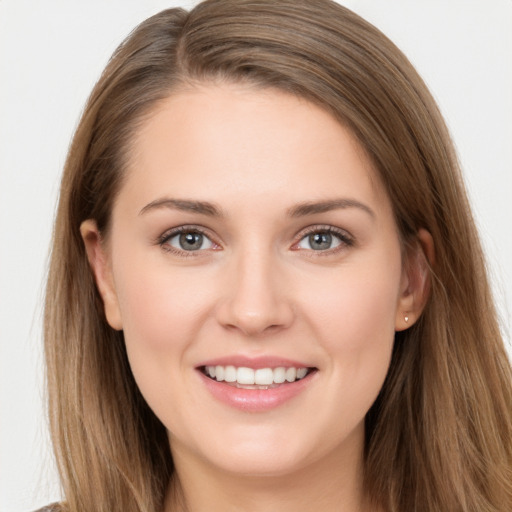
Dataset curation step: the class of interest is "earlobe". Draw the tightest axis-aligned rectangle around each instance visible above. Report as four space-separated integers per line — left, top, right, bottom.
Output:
80 220 123 330
395 228 434 331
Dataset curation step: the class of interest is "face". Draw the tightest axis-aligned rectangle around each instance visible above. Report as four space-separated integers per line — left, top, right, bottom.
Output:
83 84 420 480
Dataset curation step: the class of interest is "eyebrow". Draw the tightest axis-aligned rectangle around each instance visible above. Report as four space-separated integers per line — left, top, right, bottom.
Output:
287 198 375 219
139 198 223 217
139 197 375 219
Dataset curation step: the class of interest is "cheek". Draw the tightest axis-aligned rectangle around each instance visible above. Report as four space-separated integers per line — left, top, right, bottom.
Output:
111 259 215 421
303 255 401 397
114 255 209 343
318 271 399 346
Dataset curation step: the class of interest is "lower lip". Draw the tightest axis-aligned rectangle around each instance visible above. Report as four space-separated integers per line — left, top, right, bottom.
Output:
198 370 316 412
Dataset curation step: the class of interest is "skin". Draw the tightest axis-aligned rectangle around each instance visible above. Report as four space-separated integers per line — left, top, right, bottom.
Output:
82 84 430 512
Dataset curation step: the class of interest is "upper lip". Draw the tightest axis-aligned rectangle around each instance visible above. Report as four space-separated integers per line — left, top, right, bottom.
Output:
196 355 315 370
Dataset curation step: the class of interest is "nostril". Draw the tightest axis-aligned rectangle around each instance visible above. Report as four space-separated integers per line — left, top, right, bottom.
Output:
216 299 295 336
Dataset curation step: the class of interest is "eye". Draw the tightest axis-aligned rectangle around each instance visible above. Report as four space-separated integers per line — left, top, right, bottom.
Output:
160 228 216 253
295 227 352 252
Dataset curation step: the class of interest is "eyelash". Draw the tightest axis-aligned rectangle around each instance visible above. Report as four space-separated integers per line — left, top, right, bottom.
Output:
157 226 219 257
292 225 354 255
156 224 354 256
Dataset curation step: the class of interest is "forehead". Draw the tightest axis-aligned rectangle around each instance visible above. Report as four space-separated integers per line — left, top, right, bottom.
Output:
118 84 391 219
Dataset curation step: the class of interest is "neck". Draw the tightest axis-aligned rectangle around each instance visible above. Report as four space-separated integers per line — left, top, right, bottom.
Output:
164 430 374 512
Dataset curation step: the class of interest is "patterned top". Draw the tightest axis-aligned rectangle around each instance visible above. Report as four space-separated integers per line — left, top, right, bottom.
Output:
32 505 61 512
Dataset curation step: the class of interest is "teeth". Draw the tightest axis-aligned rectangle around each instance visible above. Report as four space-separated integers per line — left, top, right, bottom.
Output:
215 365 225 382
285 367 297 382
273 367 286 384
296 368 308 379
204 365 310 385
224 365 236 382
237 367 255 385
255 368 273 385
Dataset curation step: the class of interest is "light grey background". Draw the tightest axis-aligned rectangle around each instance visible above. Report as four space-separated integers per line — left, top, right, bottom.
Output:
1 1 511 511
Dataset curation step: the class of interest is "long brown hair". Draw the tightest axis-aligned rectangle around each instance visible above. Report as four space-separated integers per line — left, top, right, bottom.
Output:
45 1 512 511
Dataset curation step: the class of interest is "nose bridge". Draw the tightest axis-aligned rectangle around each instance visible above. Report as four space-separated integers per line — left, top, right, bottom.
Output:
217 241 293 335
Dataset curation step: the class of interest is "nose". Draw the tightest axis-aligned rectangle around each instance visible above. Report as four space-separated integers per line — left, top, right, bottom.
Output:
215 248 295 337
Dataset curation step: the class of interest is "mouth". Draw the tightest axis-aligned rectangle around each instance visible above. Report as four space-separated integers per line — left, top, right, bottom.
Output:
200 365 317 390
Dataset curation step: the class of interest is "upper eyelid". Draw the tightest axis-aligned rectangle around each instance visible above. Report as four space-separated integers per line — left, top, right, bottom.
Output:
292 225 354 252
157 226 221 258
157 225 218 246
295 224 353 240
156 223 353 248
159 224 211 238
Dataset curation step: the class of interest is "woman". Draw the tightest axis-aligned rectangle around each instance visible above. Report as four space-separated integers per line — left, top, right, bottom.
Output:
42 0 512 511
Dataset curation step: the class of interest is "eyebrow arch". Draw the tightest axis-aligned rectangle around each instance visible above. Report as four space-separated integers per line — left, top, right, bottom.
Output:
139 198 223 217
287 198 375 219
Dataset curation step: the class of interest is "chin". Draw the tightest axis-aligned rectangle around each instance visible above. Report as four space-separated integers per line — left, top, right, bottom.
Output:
208 446 314 478
186 420 360 479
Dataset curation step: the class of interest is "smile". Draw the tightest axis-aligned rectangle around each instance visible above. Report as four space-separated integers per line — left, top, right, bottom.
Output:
202 365 312 388
197 358 318 411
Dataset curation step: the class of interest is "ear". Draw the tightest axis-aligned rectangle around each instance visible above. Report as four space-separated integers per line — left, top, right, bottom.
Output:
80 219 123 330
395 228 434 331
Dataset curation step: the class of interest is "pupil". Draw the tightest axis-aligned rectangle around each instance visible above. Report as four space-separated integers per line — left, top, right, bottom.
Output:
179 232 203 250
309 232 331 250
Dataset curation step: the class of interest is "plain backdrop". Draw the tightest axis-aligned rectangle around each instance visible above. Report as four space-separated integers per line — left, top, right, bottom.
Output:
1 1 511 510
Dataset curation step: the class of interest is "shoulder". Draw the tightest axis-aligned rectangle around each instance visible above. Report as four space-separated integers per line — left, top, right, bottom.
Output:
32 504 62 512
